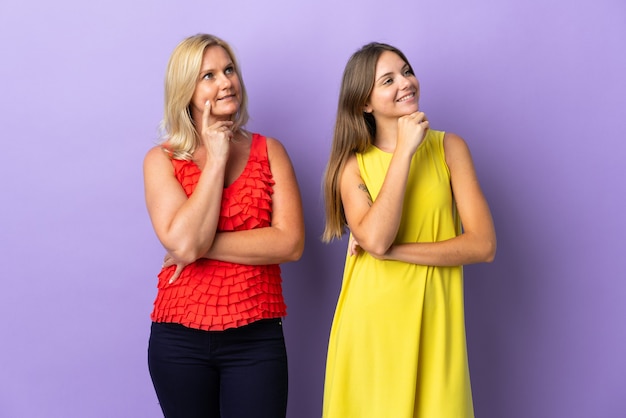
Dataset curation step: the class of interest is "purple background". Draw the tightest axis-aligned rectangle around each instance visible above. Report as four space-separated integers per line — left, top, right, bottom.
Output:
1 0 625 417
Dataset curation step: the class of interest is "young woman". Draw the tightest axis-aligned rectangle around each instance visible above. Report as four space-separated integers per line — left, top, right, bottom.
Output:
322 42 496 417
143 34 304 418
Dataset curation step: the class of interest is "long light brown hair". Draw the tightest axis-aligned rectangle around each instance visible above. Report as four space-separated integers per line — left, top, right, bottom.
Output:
159 34 249 160
322 42 413 242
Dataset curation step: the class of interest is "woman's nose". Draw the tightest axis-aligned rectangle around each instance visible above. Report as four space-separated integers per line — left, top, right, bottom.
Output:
218 73 232 88
399 75 411 89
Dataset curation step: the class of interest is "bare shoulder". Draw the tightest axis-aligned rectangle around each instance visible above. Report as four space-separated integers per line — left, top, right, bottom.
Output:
143 144 174 179
443 132 469 151
265 136 297 170
443 132 473 164
343 153 359 173
144 144 171 165
263 136 298 178
339 153 361 191
265 136 288 157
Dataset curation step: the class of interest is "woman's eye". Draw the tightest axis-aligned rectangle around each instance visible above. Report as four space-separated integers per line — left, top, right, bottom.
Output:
202 72 213 80
225 66 234 75
404 68 414 76
383 78 393 85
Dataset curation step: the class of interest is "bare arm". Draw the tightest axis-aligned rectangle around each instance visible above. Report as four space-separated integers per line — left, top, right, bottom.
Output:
144 101 230 264
203 137 305 265
380 133 496 266
342 112 429 256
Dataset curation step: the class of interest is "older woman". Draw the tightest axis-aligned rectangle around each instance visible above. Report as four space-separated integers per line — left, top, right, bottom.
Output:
143 34 304 418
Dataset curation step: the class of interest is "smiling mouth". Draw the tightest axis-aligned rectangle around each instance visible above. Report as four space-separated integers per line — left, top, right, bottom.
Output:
397 92 415 102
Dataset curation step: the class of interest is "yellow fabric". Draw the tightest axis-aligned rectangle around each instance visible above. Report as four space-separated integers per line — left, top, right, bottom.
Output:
323 130 474 418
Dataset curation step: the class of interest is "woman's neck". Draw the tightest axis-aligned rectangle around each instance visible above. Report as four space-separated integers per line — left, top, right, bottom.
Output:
373 120 398 152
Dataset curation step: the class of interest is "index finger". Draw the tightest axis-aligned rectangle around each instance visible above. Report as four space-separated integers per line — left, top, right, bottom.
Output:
168 264 185 284
202 100 211 129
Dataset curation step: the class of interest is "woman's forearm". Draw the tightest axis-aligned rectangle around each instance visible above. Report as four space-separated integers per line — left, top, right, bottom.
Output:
382 232 496 266
204 227 304 265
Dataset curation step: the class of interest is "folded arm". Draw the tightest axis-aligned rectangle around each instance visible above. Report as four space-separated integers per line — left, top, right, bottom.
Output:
380 133 496 266
342 112 429 256
203 138 305 265
144 102 231 265
144 145 227 265
340 151 411 257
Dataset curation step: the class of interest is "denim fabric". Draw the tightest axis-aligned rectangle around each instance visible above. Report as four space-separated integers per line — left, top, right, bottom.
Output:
148 318 288 418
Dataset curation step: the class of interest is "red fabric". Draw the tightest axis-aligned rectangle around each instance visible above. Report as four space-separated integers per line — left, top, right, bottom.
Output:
150 134 286 331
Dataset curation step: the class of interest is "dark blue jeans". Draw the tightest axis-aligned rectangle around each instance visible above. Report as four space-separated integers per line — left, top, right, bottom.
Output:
148 318 288 418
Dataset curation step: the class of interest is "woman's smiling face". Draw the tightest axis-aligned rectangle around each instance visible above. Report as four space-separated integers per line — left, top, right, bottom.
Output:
364 50 420 121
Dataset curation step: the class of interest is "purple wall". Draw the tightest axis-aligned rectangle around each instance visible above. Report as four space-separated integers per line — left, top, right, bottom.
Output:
1 0 624 416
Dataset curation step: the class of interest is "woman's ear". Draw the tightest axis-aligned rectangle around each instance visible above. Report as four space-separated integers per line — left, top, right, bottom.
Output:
363 103 372 114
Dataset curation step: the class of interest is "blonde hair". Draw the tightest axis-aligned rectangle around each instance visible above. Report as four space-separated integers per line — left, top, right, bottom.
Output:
322 42 413 242
159 34 249 160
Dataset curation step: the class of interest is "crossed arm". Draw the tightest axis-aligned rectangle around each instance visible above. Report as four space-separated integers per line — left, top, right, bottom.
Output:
342 132 496 266
201 138 305 266
145 136 304 284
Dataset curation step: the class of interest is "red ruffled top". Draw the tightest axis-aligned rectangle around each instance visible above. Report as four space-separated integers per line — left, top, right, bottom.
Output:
150 133 286 331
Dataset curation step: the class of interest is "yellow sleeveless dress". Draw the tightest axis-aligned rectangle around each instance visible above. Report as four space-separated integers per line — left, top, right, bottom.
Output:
323 130 474 418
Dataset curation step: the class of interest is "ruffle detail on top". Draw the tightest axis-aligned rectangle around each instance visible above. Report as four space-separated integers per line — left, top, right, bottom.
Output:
150 134 286 331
